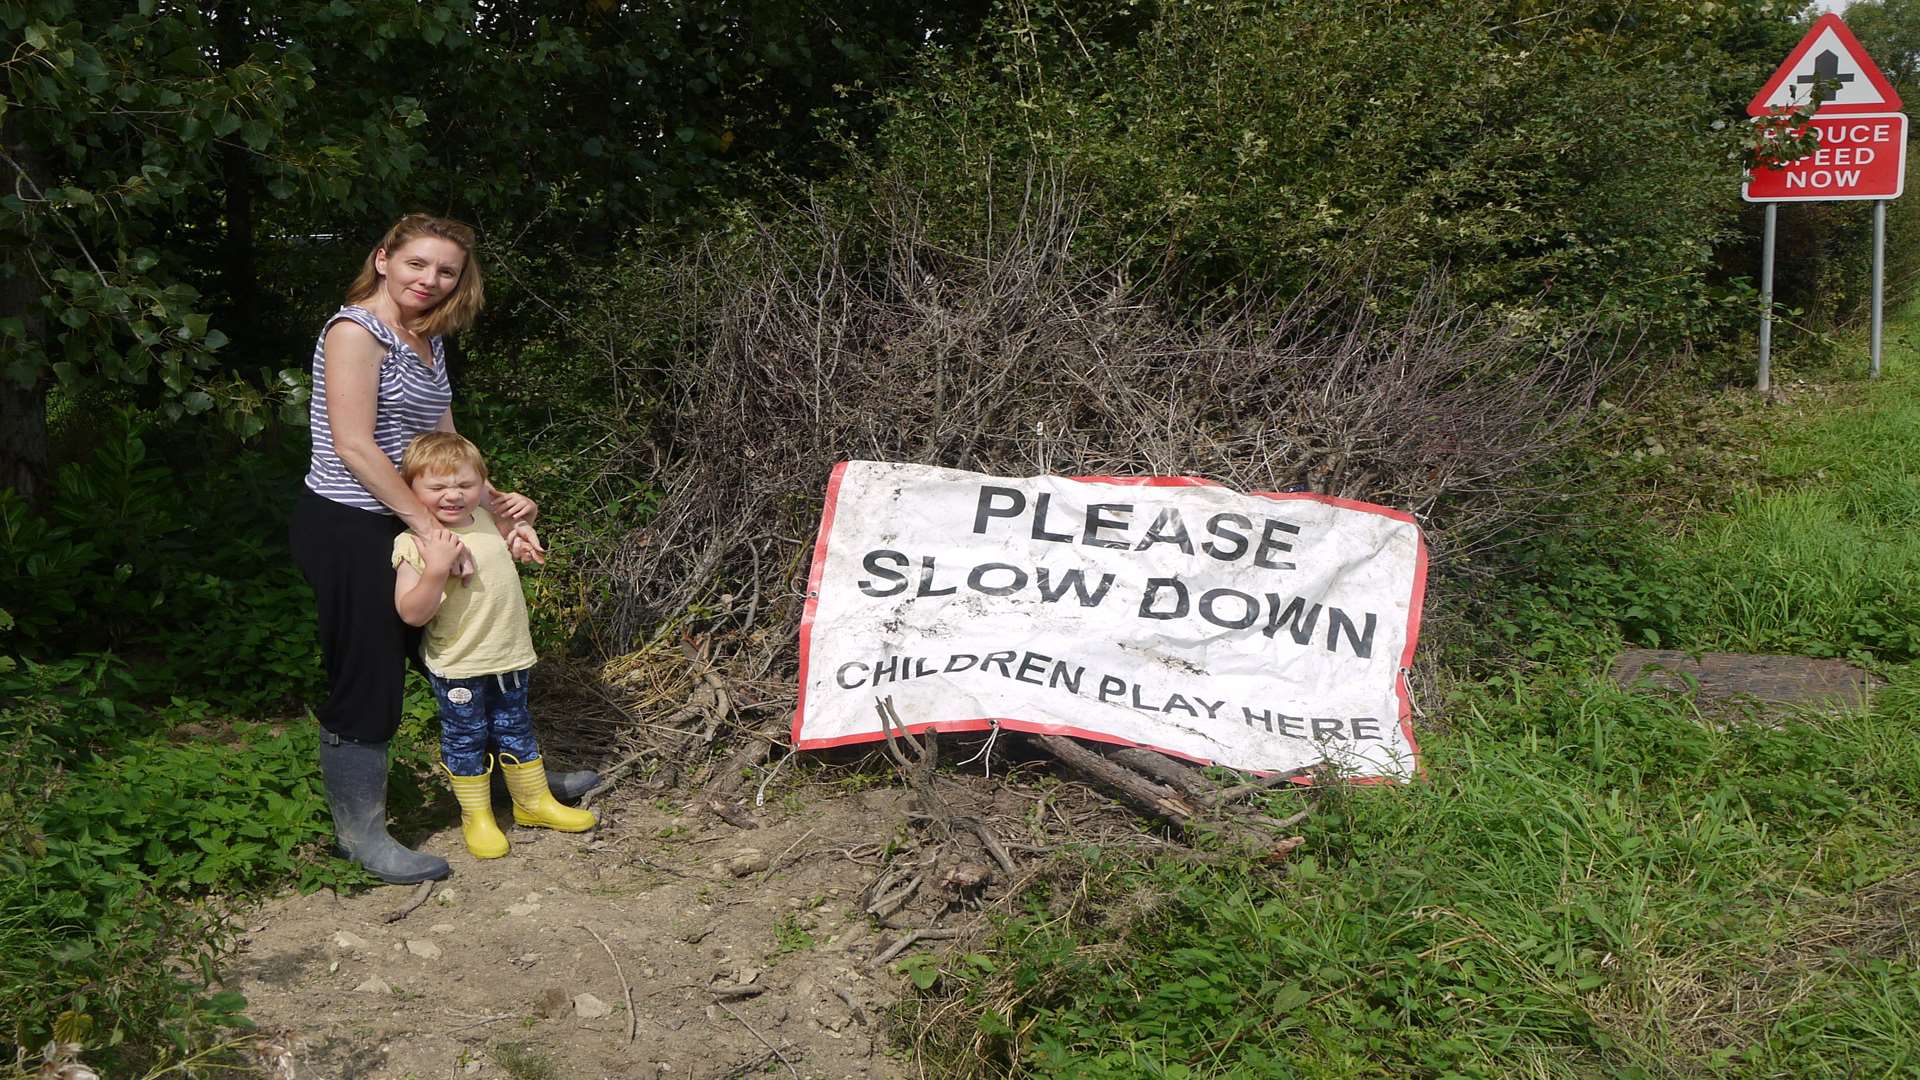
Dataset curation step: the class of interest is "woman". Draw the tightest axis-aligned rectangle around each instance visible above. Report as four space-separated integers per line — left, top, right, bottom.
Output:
289 214 591 884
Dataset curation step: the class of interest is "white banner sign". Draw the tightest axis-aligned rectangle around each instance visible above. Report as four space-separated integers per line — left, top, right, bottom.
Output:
793 462 1427 780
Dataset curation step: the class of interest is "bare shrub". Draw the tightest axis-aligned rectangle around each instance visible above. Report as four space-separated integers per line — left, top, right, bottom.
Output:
584 171 1634 660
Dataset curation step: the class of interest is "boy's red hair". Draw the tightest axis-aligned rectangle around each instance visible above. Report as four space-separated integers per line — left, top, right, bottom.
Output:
400 432 489 483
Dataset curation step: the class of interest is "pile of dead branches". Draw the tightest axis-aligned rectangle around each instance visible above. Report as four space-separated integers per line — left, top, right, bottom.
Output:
590 175 1628 653
563 171 1636 818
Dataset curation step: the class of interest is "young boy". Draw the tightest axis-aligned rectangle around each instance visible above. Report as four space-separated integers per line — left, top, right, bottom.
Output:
393 432 595 859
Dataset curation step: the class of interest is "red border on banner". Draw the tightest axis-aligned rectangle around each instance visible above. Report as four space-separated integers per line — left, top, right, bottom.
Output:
789 464 1428 782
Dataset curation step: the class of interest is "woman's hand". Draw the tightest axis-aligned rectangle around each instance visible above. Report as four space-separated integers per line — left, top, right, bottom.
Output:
490 485 538 523
506 522 547 565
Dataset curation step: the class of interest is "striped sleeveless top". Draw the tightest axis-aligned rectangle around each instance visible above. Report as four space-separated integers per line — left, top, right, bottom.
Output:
303 306 452 513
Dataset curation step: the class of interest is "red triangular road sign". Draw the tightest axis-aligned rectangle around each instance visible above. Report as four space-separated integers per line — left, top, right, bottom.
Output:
1748 14 1903 116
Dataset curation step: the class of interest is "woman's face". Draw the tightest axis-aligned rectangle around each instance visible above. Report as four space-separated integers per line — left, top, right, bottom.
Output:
374 237 467 319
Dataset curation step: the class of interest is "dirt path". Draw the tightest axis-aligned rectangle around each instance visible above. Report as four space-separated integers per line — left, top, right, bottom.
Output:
230 782 933 1080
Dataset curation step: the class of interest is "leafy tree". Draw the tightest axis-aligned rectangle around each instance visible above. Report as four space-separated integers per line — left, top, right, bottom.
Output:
2 0 995 499
0 2 324 499
860 0 1814 344
1845 0 1920 91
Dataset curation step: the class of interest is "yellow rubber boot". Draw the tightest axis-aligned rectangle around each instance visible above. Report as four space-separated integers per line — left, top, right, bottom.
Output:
442 759 509 858
500 754 598 832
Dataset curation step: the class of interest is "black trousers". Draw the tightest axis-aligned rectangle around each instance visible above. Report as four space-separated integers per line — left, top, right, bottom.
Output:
290 488 417 743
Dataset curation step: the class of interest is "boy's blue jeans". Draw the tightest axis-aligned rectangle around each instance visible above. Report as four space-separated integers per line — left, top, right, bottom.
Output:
429 667 540 776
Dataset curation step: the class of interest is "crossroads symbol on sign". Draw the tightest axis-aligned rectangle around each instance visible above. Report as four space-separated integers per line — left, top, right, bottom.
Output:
1796 50 1855 104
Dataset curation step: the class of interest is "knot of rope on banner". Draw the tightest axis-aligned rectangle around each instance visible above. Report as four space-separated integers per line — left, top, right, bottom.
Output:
957 719 1002 779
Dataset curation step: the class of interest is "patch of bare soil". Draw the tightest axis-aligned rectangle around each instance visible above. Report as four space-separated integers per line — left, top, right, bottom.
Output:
230 781 953 1080
230 654 1313 1080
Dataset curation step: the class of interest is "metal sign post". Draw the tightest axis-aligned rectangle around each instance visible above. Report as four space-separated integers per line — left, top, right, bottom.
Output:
1759 203 1777 394
1871 199 1886 379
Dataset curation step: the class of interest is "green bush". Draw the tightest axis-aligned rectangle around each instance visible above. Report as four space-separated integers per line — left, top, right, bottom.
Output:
0 653 346 1073
0 411 322 712
861 0 1809 346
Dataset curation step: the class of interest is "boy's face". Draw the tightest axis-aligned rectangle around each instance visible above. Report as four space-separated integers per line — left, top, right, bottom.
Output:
410 464 484 525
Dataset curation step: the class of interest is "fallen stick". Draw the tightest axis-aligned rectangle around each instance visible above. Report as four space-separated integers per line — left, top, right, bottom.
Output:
381 880 434 924
866 874 923 920
723 1046 787 1080
870 927 961 968
578 747 652 809
579 924 637 1045
630 853 689 878
957 817 1018 877
706 798 759 830
759 827 819 883
716 1000 800 1080
1105 747 1213 797
1029 734 1198 825
709 982 767 1001
1202 766 1314 809
443 1012 515 1035
1268 835 1307 859
739 540 762 636
1267 807 1313 832
706 729 777 798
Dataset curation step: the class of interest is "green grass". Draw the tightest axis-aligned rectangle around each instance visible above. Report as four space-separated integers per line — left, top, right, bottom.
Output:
907 320 1920 1076
491 1041 560 1080
1674 350 1920 661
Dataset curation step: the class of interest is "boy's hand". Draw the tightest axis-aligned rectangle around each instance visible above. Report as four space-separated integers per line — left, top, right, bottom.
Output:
506 522 547 565
417 527 467 576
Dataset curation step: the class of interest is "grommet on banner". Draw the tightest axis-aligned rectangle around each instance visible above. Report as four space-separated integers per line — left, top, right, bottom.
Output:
957 719 1002 779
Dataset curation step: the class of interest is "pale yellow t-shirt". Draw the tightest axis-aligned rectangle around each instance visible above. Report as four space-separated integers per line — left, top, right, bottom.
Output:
392 506 539 679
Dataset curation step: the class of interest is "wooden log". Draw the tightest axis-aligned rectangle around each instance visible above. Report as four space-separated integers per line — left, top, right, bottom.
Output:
704 728 778 798
1104 746 1214 798
1032 736 1308 853
1029 734 1198 826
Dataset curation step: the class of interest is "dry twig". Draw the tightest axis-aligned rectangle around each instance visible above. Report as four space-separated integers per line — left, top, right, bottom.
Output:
715 1000 801 1080
957 816 1019 877
382 881 434 924
870 927 962 968
578 747 652 809
579 924 637 1045
1202 766 1315 809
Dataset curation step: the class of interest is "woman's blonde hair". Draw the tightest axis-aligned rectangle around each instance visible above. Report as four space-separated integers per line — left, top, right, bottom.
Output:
400 431 489 483
345 214 485 337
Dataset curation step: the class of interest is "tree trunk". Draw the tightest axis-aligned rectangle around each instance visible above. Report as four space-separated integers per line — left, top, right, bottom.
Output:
0 117 49 501
0 380 49 502
216 0 256 346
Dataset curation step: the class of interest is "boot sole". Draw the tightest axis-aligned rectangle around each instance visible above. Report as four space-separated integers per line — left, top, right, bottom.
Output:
364 861 452 885
338 846 453 885
511 811 597 832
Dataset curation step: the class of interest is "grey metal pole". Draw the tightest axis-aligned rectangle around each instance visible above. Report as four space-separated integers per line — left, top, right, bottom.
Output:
1871 199 1886 380
1759 202 1777 394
